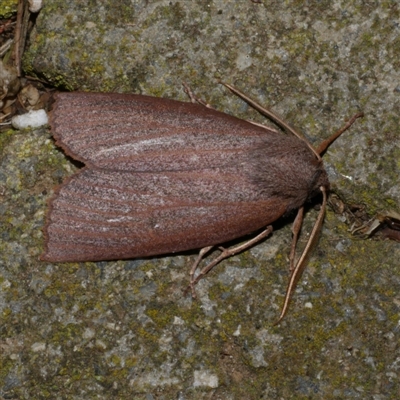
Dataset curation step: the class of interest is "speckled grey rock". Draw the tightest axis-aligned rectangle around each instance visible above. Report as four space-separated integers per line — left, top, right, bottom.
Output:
1 1 400 399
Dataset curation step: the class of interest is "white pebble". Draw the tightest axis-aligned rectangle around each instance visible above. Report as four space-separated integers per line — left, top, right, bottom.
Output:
28 0 43 13
12 109 48 129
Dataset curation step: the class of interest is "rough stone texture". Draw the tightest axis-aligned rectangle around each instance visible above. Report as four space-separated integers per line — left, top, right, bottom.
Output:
1 0 400 399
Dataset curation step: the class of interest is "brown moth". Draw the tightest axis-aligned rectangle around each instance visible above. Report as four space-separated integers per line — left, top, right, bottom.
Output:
41 83 362 322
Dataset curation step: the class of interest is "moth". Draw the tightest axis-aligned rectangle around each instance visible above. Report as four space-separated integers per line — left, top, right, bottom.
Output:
41 83 362 321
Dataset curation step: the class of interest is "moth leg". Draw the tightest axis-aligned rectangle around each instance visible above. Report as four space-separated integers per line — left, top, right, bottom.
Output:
289 206 304 272
187 226 273 298
187 245 213 298
276 186 327 324
182 82 215 109
246 120 280 134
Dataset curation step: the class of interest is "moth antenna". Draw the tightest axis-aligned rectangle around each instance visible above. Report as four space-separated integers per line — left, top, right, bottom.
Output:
316 112 364 155
220 82 322 160
275 186 327 324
